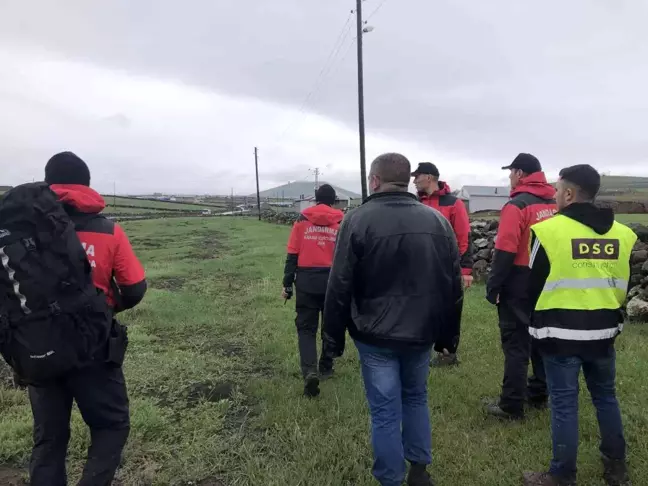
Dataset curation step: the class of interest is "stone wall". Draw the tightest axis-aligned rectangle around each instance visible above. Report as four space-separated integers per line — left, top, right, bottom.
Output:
470 221 648 321
261 209 301 225
262 209 648 321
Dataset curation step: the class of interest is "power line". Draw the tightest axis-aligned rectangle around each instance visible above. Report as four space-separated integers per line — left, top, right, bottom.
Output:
366 0 389 21
269 11 355 150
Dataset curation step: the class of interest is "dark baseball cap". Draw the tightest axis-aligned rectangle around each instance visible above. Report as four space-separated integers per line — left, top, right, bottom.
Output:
411 162 440 177
502 153 542 173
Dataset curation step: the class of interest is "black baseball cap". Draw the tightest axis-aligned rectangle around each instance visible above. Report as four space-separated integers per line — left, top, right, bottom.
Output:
411 162 440 177
501 153 542 174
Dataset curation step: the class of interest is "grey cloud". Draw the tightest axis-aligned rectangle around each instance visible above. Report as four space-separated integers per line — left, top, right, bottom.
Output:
1 0 647 189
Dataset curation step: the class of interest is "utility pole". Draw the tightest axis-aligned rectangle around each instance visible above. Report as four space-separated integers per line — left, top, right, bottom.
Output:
113 181 116 207
356 0 368 201
254 147 261 221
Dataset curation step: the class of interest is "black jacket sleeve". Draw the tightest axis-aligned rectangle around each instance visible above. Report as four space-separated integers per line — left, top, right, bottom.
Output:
486 202 524 304
112 279 147 313
527 230 550 310
282 253 298 288
486 250 516 304
323 217 357 357
434 231 464 354
460 237 474 275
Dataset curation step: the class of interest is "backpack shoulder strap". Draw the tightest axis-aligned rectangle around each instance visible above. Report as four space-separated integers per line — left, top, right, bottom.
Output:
68 211 115 235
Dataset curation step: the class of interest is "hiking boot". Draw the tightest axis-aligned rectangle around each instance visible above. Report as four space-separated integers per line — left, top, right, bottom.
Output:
303 374 320 398
407 463 435 486
483 400 524 421
523 472 576 486
602 456 631 486
430 353 459 368
319 368 334 381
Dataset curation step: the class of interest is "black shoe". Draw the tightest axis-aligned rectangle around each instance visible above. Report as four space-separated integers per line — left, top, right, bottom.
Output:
602 455 631 486
407 463 435 486
303 374 320 398
483 399 524 421
319 368 334 381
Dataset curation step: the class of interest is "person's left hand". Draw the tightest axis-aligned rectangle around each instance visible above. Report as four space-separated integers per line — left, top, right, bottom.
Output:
462 275 474 289
281 289 289 299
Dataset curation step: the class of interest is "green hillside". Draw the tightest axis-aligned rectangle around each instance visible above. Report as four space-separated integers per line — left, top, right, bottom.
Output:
598 175 648 200
103 196 216 211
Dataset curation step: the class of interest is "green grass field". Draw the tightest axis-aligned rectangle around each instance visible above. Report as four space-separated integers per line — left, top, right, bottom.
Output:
107 196 215 210
100 196 233 217
102 206 178 215
1 218 648 485
616 214 648 224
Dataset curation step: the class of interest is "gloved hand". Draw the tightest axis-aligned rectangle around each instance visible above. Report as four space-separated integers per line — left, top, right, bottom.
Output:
281 287 293 302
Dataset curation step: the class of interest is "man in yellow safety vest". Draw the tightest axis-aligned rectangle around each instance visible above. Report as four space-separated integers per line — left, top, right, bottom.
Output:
522 165 635 486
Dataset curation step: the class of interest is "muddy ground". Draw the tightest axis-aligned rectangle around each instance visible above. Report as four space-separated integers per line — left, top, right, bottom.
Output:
0 467 27 486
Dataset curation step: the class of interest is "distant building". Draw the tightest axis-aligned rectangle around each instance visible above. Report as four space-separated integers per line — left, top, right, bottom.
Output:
458 185 510 213
255 181 361 203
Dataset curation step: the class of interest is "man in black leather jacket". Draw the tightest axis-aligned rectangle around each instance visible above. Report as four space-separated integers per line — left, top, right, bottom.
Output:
323 153 464 486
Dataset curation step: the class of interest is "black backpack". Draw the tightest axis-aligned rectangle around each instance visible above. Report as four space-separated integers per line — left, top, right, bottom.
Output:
0 182 112 384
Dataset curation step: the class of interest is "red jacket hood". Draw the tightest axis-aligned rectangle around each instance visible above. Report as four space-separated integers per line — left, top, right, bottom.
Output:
302 204 344 226
419 181 451 199
50 184 106 213
511 172 556 199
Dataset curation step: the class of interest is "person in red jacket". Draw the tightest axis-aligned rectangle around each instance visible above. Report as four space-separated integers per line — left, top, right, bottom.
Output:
485 153 557 420
28 152 146 486
413 162 472 367
282 184 344 397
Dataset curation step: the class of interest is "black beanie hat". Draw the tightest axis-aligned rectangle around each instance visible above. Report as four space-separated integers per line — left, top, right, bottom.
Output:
315 184 336 206
45 152 91 186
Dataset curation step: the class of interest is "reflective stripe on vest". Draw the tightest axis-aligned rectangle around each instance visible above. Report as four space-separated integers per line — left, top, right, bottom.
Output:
529 323 623 341
531 214 637 313
543 277 628 292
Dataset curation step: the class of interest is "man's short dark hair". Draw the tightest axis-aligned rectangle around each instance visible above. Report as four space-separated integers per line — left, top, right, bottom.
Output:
315 184 336 205
559 164 601 201
371 153 411 187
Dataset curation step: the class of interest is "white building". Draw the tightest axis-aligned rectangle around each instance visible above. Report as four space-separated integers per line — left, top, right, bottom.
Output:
458 185 510 213
255 181 361 202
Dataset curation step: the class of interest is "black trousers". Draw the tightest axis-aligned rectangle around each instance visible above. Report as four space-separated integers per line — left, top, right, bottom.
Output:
28 364 130 486
295 290 333 378
498 298 547 414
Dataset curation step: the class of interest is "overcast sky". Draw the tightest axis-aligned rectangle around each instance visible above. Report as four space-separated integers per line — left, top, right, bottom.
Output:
1 0 646 195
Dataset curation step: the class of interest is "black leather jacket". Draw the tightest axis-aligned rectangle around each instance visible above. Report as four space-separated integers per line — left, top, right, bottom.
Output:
323 191 464 355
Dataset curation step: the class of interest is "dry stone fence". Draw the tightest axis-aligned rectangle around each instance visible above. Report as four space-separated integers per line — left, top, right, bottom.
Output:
262 209 648 322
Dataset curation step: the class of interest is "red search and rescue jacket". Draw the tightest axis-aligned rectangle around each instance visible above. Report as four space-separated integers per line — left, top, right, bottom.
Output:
419 182 472 275
486 172 557 303
283 203 344 294
51 184 147 310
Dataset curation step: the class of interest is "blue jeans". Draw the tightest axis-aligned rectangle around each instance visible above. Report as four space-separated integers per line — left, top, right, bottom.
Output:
355 341 432 486
544 351 626 480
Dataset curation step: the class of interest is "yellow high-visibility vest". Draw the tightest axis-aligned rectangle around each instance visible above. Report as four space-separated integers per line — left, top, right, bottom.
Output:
530 213 636 340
